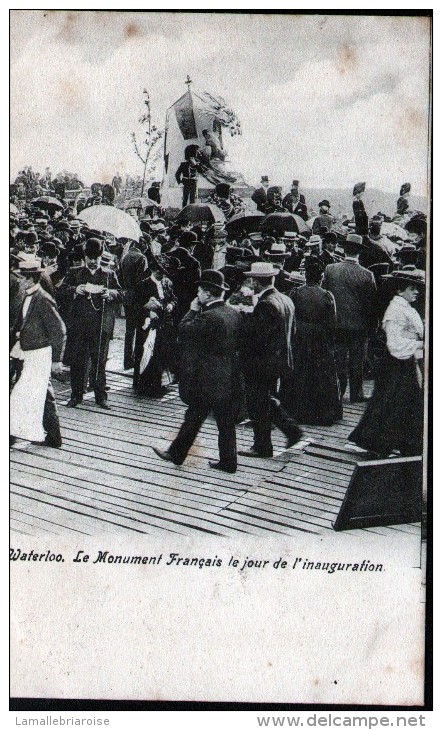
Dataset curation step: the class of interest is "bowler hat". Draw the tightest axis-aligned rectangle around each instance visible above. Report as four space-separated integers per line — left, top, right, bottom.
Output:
318 200 330 208
84 238 103 259
178 231 198 248
244 261 279 277
400 183 411 196
22 231 39 245
55 221 71 232
40 242 58 259
198 269 229 291
353 182 366 196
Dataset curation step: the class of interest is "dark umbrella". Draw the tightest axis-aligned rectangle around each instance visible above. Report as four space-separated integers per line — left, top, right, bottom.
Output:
262 212 310 236
176 203 225 224
225 211 265 235
31 196 64 213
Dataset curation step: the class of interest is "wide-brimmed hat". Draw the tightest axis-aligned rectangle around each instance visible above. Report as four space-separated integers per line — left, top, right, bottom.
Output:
244 262 279 277
248 232 263 242
282 231 298 241
384 268 425 287
353 182 366 196
14 257 44 274
198 269 229 291
318 199 331 208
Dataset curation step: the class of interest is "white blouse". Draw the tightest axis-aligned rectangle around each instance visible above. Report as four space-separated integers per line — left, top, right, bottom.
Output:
383 295 424 360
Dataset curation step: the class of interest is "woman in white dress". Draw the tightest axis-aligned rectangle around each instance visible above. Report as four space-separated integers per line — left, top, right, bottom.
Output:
348 268 425 457
10 259 66 445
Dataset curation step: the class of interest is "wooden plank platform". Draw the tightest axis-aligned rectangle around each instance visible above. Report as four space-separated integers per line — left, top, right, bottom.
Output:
10 370 421 538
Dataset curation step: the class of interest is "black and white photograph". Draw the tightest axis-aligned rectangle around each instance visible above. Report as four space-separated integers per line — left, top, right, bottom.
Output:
9 9 431 708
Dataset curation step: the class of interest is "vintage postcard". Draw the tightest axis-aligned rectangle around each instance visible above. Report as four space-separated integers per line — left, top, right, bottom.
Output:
9 10 431 706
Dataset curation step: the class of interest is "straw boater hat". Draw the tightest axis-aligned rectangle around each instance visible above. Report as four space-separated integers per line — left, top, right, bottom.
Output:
264 241 290 259
14 257 44 274
305 235 322 248
245 262 279 277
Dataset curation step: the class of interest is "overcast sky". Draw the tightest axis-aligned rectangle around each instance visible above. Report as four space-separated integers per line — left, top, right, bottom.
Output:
10 11 431 195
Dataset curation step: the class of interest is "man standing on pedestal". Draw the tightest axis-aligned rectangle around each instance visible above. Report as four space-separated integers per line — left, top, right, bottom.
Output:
175 145 200 207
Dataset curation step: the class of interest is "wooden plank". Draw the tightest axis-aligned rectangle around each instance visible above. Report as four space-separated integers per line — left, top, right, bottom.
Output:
11 465 258 536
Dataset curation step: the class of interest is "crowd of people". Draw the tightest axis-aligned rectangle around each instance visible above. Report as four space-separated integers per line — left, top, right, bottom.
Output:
10 170 427 473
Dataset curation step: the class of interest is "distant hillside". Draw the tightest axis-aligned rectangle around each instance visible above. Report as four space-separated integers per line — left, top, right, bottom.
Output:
300 188 427 219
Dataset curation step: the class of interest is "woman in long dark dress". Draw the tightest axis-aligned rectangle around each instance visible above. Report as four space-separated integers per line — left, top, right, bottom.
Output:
281 260 342 425
348 269 425 457
133 256 177 397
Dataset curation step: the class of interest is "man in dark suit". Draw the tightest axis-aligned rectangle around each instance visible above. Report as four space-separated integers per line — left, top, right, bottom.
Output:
59 238 123 409
153 270 243 473
251 175 270 213
282 180 308 220
175 145 200 207
239 262 303 458
322 234 378 402
119 239 148 369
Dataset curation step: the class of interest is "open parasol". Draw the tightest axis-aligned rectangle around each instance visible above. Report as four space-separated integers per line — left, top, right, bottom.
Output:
176 203 225 224
78 205 142 241
31 196 64 213
262 212 310 236
225 211 265 235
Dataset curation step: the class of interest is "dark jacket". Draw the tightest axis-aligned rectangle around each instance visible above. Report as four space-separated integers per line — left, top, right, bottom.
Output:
322 259 377 333
177 301 244 407
282 192 308 220
352 198 369 236
18 286 66 362
59 266 123 336
175 161 198 184
120 247 148 293
242 287 295 379
133 275 177 328
251 186 268 213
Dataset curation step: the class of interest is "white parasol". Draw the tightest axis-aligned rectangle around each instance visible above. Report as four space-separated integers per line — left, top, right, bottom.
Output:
78 205 142 241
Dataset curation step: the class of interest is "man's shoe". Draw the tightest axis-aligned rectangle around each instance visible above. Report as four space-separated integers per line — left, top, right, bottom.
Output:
208 461 237 474
238 447 272 458
44 436 62 448
96 400 111 410
286 427 304 449
152 446 180 464
66 398 82 407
